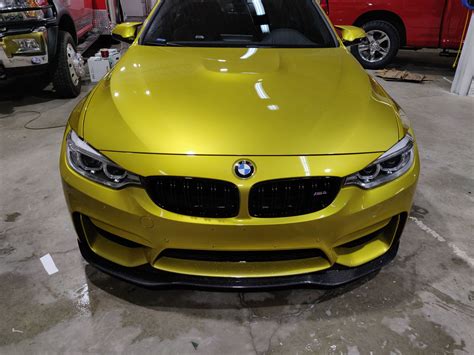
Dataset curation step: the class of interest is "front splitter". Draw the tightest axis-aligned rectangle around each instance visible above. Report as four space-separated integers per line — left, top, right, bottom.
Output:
78 239 400 290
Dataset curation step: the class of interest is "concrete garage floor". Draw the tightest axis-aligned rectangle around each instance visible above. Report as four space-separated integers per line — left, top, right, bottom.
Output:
1 50 473 354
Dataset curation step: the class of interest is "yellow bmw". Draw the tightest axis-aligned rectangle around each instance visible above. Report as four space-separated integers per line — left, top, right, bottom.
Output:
60 0 419 288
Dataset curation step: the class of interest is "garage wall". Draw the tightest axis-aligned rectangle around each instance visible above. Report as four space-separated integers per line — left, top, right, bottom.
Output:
121 0 147 17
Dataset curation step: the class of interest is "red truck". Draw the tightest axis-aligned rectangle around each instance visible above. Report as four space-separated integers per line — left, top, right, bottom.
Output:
321 0 471 68
0 0 122 97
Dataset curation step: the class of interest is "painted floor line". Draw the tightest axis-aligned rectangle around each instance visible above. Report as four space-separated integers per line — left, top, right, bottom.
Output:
442 77 453 84
409 216 474 268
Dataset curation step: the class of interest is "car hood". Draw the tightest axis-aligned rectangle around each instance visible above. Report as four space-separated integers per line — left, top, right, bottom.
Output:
83 45 401 155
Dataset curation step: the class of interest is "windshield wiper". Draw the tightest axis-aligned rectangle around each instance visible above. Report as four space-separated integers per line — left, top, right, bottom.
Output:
144 39 184 47
143 40 323 49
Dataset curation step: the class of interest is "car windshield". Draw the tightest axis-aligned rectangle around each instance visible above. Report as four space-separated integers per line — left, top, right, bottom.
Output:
142 0 336 48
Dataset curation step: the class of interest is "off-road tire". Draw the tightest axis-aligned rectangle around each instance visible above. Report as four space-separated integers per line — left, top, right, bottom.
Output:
51 31 82 98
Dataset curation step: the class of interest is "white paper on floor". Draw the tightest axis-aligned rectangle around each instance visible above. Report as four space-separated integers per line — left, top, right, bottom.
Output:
40 253 59 275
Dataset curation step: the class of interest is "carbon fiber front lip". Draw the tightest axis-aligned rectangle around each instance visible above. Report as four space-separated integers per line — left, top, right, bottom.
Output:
77 239 400 290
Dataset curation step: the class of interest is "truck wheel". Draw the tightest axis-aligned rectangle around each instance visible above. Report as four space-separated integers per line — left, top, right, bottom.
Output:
51 31 82 98
351 20 400 70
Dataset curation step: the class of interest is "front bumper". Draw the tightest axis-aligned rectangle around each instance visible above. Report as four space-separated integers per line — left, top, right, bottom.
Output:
76 216 404 289
61 134 419 288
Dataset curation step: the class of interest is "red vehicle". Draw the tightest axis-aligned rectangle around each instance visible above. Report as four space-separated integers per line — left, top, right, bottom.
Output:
321 0 471 68
0 0 122 97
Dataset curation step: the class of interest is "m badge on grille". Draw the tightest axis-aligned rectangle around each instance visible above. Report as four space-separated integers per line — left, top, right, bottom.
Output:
234 160 256 179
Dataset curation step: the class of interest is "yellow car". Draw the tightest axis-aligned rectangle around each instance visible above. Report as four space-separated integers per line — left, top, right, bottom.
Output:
60 0 419 288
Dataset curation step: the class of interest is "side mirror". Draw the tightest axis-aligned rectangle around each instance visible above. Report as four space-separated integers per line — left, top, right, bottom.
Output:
335 25 366 47
112 22 143 44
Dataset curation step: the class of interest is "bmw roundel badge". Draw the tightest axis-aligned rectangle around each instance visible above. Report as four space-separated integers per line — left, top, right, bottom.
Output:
234 160 256 179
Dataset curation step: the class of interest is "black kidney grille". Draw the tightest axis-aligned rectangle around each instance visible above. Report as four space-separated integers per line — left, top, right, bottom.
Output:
249 177 342 218
144 176 240 218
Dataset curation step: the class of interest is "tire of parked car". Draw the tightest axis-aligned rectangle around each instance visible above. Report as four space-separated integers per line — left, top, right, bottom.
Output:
51 31 82 98
351 20 400 70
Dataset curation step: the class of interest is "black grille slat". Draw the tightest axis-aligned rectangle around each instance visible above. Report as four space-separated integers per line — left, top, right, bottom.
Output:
249 177 342 218
145 176 341 219
160 248 327 262
144 177 240 218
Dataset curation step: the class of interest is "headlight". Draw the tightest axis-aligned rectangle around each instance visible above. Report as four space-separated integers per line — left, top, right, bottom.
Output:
3 29 47 56
344 134 415 189
12 38 42 53
0 0 49 10
66 130 141 189
0 1 53 22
